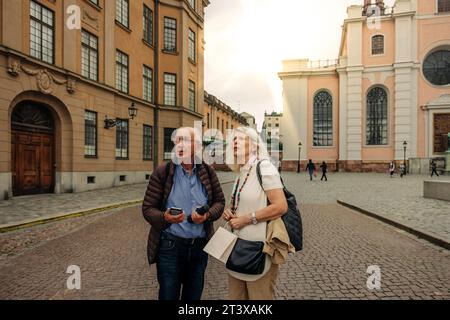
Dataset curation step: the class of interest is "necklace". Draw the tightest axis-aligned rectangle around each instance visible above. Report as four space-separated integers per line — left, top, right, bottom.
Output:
230 165 253 213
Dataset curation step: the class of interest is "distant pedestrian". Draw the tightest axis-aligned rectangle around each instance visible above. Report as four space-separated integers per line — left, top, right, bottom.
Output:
320 161 328 181
306 159 316 181
400 163 406 178
431 160 439 178
389 161 396 178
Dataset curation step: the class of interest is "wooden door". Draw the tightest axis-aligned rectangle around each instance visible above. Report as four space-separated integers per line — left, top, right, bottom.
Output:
11 102 55 196
12 131 54 196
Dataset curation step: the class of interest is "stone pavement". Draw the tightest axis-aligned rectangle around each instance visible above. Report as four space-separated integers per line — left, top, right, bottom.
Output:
279 172 450 244
1 171 448 249
0 172 237 228
0 198 449 300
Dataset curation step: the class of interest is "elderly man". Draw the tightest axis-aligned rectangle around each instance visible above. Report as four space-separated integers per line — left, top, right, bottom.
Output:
142 127 225 300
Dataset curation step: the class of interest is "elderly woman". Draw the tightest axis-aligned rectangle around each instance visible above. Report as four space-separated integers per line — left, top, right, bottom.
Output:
222 127 288 300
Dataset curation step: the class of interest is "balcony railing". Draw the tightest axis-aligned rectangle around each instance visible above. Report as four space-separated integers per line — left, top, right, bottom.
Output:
307 59 339 69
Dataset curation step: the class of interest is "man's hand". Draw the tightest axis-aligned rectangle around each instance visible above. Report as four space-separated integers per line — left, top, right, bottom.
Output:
164 209 185 224
191 210 208 224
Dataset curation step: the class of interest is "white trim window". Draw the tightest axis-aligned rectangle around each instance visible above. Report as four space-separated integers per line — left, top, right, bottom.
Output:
366 87 388 146
438 0 450 13
313 91 333 147
371 35 384 55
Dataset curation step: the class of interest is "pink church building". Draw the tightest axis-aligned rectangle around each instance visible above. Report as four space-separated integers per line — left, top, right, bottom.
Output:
279 0 450 173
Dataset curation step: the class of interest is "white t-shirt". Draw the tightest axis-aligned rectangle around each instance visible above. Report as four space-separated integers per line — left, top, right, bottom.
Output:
227 157 284 281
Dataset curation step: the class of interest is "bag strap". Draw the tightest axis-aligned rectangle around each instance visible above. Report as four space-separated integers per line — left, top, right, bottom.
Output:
256 159 286 192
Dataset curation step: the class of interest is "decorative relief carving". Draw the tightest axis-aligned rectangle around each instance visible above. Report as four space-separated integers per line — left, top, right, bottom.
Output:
8 60 78 95
36 70 54 94
83 9 99 30
7 57 21 77
66 78 77 94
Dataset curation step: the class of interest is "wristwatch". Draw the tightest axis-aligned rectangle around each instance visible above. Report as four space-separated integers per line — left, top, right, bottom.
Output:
251 212 258 225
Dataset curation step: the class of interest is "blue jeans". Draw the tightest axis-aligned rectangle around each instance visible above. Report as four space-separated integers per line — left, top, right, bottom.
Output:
156 231 208 301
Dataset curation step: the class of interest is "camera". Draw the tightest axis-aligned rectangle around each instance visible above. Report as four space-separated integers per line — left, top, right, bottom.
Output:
187 205 210 223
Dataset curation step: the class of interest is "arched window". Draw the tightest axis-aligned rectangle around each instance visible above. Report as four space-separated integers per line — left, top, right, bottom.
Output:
366 87 388 145
12 102 54 133
372 35 384 55
313 91 333 147
438 0 450 13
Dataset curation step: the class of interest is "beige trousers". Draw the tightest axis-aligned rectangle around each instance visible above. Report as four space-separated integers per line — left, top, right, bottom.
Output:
228 264 279 300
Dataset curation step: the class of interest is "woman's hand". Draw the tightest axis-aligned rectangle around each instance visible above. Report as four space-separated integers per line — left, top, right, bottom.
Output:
222 208 234 222
229 214 251 230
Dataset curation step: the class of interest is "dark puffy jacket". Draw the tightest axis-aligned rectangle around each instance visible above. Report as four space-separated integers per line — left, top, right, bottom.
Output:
142 161 225 265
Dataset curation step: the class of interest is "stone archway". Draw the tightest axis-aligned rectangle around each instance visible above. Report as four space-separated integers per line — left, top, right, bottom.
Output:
8 91 74 197
11 102 55 196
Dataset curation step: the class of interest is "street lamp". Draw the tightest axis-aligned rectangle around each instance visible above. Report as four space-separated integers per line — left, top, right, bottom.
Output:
403 141 408 174
104 102 138 129
297 142 302 173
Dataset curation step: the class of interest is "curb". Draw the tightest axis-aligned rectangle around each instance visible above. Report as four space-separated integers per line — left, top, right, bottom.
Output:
337 200 450 251
0 199 142 234
0 179 236 234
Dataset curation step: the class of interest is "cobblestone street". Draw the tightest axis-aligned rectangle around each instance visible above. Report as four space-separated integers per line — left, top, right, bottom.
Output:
280 172 450 243
0 173 449 300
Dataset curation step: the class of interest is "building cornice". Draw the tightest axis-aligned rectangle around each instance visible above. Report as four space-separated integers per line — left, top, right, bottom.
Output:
343 13 395 25
415 13 450 20
392 11 416 18
204 90 247 124
160 0 206 27
422 94 450 109
278 69 337 79
160 105 204 119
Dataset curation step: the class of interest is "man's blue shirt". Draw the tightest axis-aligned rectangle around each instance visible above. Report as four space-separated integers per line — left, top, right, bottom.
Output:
166 165 208 239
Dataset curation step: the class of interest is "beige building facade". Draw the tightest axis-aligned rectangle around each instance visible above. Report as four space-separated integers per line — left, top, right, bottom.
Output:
262 111 282 139
280 0 450 173
203 91 248 139
239 112 257 131
0 0 210 199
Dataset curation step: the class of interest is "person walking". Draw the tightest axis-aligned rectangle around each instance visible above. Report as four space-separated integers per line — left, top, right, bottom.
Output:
222 127 288 300
400 163 406 178
142 127 225 301
431 159 439 178
389 161 396 178
306 160 316 181
320 161 328 181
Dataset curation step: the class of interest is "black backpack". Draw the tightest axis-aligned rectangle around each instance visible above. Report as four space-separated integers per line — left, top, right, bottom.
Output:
256 160 303 252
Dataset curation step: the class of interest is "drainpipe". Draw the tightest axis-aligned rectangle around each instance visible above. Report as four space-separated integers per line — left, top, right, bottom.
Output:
153 0 160 168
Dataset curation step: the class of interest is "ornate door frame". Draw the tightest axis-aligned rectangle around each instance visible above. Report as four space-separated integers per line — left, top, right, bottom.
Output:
11 102 56 196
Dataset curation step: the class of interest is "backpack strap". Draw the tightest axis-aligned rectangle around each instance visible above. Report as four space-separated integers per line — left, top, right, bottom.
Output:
256 159 286 192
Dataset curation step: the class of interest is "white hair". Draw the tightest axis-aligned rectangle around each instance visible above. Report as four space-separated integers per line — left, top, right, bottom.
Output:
225 126 271 172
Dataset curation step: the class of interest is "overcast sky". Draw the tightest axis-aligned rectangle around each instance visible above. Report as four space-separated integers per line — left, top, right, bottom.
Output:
204 0 395 130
